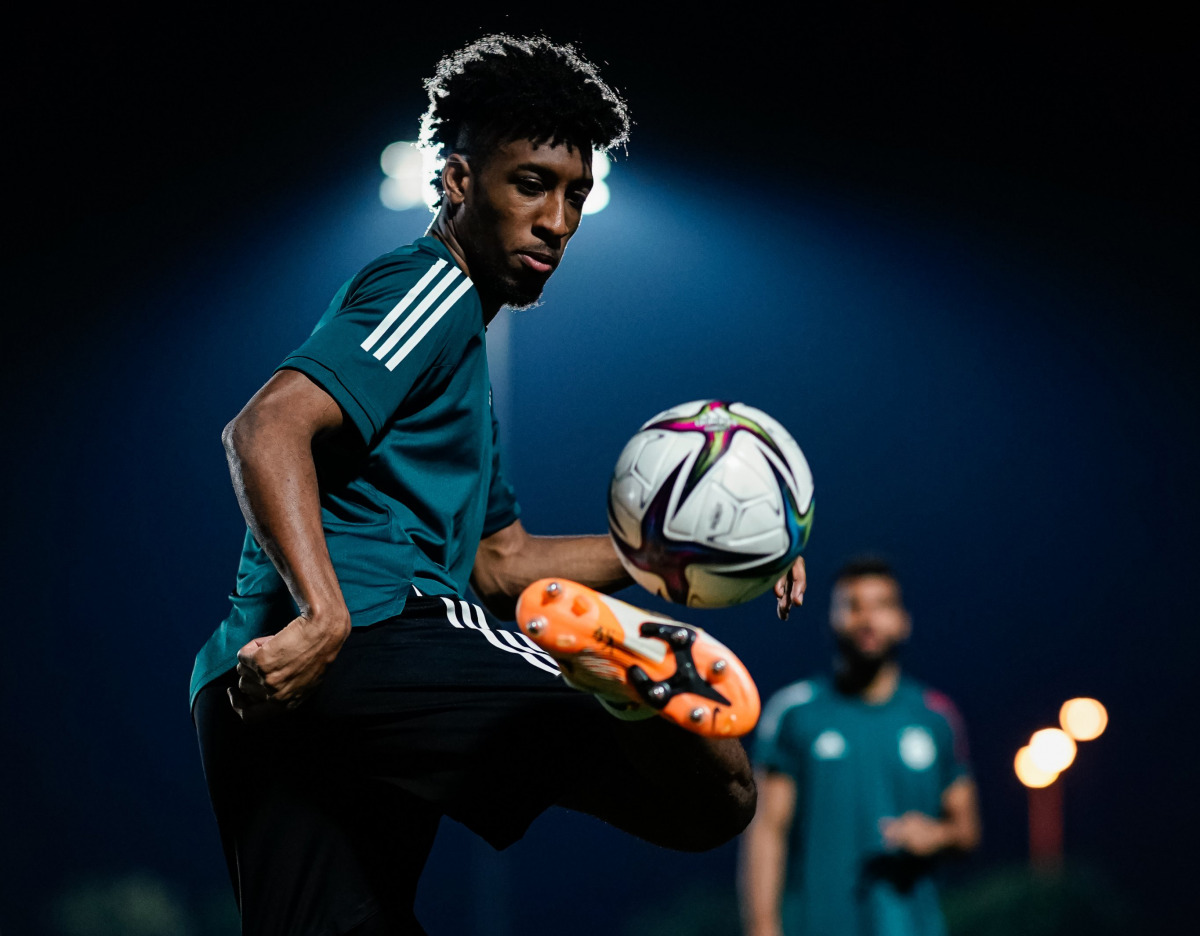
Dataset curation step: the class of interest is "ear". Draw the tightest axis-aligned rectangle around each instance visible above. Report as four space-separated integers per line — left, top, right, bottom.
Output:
899 611 913 643
441 153 471 207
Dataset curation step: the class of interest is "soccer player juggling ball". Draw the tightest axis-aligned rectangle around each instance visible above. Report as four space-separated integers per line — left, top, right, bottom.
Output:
190 35 808 936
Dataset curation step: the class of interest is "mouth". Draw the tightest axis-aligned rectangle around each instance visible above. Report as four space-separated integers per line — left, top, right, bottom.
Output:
517 251 557 274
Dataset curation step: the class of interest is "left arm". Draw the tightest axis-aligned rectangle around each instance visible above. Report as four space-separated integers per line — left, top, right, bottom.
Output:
471 519 809 621
880 776 982 856
470 519 631 619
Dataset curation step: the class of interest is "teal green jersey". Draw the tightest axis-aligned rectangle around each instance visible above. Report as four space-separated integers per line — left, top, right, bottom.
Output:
190 236 520 705
753 675 971 936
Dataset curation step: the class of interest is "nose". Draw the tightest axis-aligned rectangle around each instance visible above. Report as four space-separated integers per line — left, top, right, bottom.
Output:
534 192 571 242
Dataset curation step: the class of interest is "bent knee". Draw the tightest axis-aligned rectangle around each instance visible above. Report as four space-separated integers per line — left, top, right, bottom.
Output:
671 772 758 852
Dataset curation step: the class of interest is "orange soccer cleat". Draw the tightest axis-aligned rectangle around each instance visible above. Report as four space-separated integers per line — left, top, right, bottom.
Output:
515 578 760 737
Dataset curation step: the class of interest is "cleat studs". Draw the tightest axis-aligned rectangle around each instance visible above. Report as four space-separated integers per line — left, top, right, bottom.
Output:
712 659 727 673
545 582 561 597
527 617 547 636
690 707 706 722
648 684 669 702
670 627 693 647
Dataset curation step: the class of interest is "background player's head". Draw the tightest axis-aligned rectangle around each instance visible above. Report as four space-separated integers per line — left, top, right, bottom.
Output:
420 34 631 309
830 556 911 667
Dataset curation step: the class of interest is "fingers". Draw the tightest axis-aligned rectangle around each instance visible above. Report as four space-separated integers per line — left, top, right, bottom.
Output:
776 557 808 620
228 685 292 723
790 556 807 606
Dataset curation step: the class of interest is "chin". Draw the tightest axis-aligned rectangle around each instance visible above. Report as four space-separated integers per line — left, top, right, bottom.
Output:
497 275 546 310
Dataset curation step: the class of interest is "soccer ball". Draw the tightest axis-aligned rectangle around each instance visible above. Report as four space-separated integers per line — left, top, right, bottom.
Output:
607 400 815 608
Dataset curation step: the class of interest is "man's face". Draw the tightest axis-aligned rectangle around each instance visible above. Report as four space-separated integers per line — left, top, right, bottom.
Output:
455 138 593 309
830 575 911 663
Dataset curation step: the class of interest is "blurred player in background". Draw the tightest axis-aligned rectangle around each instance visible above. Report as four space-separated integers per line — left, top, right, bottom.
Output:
190 34 806 936
739 557 980 936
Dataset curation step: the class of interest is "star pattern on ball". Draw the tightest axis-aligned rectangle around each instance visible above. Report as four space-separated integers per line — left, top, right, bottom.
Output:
643 401 798 505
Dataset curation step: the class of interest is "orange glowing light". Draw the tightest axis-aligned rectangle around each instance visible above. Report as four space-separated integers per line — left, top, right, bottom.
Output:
1029 728 1077 773
1015 746 1058 788
1060 697 1107 741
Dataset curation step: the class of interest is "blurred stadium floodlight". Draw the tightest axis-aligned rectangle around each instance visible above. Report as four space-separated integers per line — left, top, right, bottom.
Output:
583 151 611 215
1014 745 1058 789
379 143 613 214
380 141 440 212
1015 699 1107 872
1060 697 1108 741
1028 727 1078 773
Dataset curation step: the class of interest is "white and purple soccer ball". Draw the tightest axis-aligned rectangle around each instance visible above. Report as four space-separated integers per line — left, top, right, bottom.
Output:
608 400 815 609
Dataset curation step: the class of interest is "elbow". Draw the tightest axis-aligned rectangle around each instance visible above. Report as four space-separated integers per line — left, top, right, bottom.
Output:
470 566 520 620
222 407 262 463
470 524 531 620
221 417 239 456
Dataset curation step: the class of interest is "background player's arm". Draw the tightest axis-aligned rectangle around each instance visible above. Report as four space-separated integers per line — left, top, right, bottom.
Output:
880 775 982 856
470 519 631 620
738 769 796 936
222 369 352 713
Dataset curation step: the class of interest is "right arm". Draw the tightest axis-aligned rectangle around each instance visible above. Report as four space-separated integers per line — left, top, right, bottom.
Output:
223 368 352 714
738 769 797 936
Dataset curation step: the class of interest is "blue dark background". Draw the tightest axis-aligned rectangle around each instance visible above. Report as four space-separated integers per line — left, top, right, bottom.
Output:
3 3 1196 934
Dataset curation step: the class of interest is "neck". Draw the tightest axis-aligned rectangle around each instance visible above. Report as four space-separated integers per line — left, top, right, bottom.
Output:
836 658 901 705
428 214 502 323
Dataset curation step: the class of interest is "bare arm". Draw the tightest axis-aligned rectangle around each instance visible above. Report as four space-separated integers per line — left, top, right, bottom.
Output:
880 776 982 856
738 770 796 936
469 518 632 620
472 520 809 622
223 369 351 713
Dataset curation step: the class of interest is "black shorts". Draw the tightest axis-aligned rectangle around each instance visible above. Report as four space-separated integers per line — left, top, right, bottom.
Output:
193 595 615 936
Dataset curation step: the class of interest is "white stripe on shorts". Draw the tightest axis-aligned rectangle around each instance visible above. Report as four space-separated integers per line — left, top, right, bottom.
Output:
439 597 561 676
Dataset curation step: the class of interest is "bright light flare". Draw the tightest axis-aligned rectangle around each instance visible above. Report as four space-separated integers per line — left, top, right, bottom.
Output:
592 150 611 181
1060 698 1107 741
1029 728 1077 773
1015 746 1059 788
379 141 441 211
583 151 612 216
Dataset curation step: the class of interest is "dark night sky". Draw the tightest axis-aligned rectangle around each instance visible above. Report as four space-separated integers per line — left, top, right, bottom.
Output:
3 3 1197 934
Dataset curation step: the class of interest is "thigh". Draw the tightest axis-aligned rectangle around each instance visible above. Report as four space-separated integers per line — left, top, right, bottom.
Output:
306 604 617 849
194 670 441 936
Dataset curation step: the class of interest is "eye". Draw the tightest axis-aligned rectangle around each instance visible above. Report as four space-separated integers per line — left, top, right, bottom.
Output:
567 188 590 210
516 177 545 196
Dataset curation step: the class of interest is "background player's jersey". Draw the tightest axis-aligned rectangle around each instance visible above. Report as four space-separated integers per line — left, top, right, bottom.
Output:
190 236 520 705
753 674 971 936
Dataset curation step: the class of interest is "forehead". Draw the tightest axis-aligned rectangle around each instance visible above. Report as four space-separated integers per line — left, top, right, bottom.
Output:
834 575 901 604
487 138 593 180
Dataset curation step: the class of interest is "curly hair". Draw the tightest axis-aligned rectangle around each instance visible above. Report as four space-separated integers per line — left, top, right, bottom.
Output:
419 34 632 206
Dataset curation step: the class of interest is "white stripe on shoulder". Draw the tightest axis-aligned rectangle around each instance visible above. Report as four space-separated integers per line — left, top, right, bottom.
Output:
757 680 817 740
360 259 447 353
373 266 462 361
385 276 475 372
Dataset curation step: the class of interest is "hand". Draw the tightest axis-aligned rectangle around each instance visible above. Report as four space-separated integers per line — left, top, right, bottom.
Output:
773 556 807 620
228 612 350 721
879 811 949 857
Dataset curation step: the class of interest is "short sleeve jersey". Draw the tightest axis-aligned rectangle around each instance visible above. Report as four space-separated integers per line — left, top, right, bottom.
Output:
753 675 971 936
189 236 520 705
